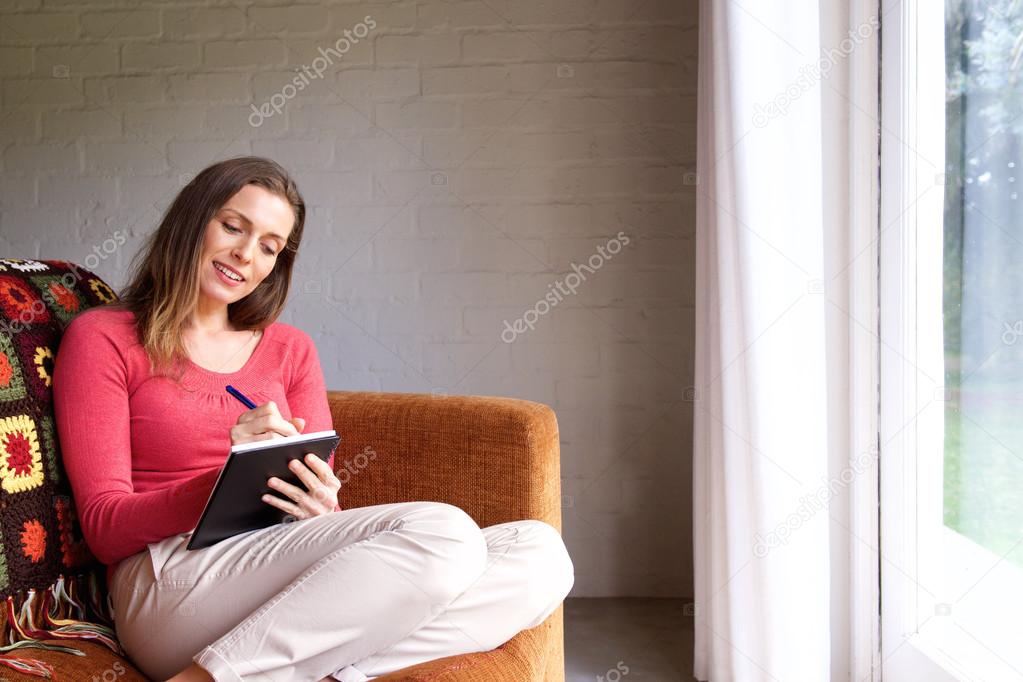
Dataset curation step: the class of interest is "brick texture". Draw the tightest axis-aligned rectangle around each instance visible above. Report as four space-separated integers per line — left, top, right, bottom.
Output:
0 0 697 599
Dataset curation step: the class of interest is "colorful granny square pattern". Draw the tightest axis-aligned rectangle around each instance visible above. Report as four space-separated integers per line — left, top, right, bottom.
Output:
0 332 27 404
38 414 61 486
30 274 86 325
12 328 58 406
0 414 44 494
0 259 48 273
87 278 117 305
0 275 51 327
0 260 132 672
0 260 117 596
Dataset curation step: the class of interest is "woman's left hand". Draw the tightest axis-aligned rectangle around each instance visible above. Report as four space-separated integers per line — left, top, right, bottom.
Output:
263 453 342 520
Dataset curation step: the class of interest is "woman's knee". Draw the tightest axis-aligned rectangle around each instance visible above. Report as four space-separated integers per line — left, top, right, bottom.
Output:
517 520 574 628
399 501 488 602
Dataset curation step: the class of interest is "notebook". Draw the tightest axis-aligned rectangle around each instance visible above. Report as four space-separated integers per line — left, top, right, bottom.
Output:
186 429 342 550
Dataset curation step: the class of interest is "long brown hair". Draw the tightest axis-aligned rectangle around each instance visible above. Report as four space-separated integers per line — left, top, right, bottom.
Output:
110 156 306 380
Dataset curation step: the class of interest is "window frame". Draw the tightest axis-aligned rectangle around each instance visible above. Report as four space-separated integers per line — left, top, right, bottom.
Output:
879 1 1023 679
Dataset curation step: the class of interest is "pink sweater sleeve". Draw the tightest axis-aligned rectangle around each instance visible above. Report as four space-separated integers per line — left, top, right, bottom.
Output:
286 330 336 473
52 313 219 567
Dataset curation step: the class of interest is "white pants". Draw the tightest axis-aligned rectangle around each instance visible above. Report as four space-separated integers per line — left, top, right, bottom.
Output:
108 501 574 681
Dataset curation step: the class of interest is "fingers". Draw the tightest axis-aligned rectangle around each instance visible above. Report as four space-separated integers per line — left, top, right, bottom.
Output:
230 426 279 444
261 491 302 518
304 455 342 507
266 476 308 507
291 455 340 507
262 482 324 519
285 457 320 495
267 414 301 438
237 401 292 427
236 400 279 424
234 401 301 441
264 454 341 518
302 453 340 487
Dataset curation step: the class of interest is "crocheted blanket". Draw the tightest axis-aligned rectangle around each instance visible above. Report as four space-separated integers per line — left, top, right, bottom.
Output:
0 258 125 677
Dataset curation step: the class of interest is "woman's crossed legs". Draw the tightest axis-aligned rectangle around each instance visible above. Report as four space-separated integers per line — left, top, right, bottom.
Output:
110 501 574 681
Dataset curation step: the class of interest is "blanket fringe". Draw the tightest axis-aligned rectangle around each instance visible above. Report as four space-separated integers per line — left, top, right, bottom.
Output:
0 572 124 678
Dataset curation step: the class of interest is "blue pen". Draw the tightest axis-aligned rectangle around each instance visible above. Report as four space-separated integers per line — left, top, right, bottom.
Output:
226 384 258 410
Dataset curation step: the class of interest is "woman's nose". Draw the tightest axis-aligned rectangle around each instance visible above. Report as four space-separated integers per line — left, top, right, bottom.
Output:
232 241 255 263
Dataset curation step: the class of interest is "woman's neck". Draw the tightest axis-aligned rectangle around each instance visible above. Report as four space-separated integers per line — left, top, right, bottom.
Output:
186 301 234 334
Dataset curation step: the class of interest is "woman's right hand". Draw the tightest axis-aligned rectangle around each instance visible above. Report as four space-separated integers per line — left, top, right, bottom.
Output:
230 400 305 446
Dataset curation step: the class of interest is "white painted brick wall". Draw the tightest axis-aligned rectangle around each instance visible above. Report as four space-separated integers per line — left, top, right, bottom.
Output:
0 0 697 599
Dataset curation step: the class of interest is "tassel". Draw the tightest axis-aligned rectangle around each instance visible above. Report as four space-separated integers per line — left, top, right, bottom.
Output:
0 639 83 655
6 595 35 643
64 576 86 621
42 623 123 655
17 590 51 641
0 570 127 676
0 655 55 678
42 576 124 656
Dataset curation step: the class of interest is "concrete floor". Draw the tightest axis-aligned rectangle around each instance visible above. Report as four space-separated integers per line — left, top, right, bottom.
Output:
564 598 694 681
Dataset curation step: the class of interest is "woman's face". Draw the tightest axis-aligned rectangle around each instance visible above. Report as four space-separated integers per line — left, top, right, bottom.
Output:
197 184 295 308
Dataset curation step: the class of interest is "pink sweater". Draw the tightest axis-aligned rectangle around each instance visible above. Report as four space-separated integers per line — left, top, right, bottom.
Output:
52 307 335 590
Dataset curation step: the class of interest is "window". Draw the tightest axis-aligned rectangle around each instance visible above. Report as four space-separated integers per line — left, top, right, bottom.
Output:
880 0 1023 679
943 0 1023 578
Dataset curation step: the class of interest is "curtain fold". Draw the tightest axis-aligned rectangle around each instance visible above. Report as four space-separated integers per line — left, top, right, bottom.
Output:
693 2 880 680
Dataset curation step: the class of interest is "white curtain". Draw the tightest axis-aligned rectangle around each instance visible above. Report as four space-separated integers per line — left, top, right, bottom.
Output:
693 1 880 680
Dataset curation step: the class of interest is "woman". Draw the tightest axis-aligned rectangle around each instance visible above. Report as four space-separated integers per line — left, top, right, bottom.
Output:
52 157 575 682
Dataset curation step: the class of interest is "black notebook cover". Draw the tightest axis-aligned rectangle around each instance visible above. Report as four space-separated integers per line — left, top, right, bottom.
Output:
186 430 341 550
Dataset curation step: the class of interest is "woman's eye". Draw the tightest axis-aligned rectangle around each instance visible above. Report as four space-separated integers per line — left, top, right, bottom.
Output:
223 220 276 255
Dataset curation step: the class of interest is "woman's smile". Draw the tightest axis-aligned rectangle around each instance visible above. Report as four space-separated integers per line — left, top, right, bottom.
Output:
213 260 245 286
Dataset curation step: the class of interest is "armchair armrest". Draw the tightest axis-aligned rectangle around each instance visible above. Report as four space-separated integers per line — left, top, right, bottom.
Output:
326 390 563 532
